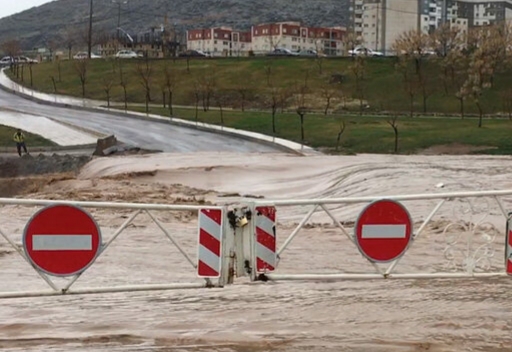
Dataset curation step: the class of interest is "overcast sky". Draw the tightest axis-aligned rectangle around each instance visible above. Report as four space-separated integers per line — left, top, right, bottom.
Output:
0 0 53 19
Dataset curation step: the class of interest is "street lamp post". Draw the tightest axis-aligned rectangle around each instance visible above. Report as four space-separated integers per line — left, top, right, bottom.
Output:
113 0 127 53
88 0 93 59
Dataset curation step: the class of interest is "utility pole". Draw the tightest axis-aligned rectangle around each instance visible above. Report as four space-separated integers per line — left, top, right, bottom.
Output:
88 0 93 59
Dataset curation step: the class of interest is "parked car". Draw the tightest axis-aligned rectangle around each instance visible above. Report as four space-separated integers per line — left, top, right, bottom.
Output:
0 56 13 66
15 56 38 64
73 52 102 60
297 49 324 57
178 50 210 57
115 50 142 59
348 46 384 57
266 48 298 56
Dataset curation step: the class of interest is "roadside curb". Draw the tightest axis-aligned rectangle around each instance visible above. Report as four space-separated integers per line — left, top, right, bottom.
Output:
0 69 320 156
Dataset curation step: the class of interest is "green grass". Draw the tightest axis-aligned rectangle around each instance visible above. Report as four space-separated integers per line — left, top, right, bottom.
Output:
0 125 57 147
127 105 512 154
8 57 512 154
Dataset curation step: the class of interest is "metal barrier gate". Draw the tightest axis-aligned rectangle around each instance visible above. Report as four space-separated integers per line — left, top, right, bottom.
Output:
233 190 512 282
0 198 232 299
1 189 512 300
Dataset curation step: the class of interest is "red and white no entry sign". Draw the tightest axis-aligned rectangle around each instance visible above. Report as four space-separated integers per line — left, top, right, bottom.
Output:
355 199 413 263
23 204 102 277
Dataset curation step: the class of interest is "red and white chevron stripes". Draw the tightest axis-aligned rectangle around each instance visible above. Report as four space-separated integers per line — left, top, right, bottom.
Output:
255 206 276 272
507 217 512 276
197 209 223 278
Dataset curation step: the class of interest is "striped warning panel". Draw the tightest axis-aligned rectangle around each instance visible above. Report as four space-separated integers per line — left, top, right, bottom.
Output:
255 206 276 272
197 209 223 278
506 216 512 276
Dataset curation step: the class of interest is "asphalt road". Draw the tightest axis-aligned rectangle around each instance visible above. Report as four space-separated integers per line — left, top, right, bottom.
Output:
0 88 281 153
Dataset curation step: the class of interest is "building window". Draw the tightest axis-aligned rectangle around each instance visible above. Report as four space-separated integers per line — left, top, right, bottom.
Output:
283 28 287 33
223 41 229 45
214 40 217 44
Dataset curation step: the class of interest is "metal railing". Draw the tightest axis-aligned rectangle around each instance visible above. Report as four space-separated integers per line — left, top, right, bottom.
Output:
0 198 227 299
249 190 512 281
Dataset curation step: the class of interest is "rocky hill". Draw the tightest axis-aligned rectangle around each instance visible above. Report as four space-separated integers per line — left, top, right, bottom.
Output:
0 0 350 51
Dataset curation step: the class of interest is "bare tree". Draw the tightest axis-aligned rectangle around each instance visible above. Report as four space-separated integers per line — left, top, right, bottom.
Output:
349 55 366 115
264 59 273 86
394 54 418 117
214 91 226 127
1 39 21 58
342 29 362 57
321 88 337 115
136 57 153 113
163 62 176 116
267 85 282 134
294 71 309 144
236 82 249 112
335 119 346 152
50 75 58 93
392 30 433 113
197 69 216 112
387 116 399 153
118 61 129 112
193 82 200 122
74 59 88 97
63 26 78 60
102 74 114 108
501 88 512 120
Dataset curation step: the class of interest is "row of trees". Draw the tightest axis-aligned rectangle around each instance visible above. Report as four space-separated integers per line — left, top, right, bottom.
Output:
390 23 512 127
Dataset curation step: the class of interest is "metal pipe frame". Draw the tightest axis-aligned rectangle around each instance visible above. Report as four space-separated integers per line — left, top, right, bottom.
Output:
265 272 507 281
0 282 212 300
253 189 512 207
0 197 223 211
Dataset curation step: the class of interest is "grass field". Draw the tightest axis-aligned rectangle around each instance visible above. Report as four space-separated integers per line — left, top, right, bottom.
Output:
0 125 57 148
7 57 512 155
127 105 512 155
9 56 512 116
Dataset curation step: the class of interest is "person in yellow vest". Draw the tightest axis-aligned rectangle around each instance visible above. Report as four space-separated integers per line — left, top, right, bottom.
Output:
13 129 29 157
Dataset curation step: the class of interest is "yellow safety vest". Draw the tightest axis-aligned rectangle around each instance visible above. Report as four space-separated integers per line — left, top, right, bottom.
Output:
13 132 24 143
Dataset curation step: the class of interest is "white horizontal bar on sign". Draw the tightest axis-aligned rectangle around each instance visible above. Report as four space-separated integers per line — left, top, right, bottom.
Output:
33 234 92 251
0 282 210 299
0 197 223 211
361 225 406 239
252 189 512 206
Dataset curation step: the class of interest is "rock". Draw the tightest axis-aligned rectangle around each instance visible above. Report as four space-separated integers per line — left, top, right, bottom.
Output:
93 135 118 157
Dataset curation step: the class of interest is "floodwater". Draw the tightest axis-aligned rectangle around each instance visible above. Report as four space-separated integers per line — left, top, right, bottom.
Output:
2 152 512 351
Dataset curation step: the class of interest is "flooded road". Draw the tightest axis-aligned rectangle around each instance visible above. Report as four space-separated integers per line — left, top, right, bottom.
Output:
2 152 512 351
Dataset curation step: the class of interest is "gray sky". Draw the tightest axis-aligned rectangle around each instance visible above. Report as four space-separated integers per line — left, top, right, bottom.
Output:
0 0 54 19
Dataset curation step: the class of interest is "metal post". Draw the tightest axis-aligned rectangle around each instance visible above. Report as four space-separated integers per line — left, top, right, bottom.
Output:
88 0 93 59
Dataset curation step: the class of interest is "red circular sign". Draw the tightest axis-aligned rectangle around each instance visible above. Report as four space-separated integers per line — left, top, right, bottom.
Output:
355 199 413 263
23 204 102 277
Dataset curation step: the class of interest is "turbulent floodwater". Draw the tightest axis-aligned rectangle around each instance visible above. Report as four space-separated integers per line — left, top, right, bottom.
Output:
2 152 512 351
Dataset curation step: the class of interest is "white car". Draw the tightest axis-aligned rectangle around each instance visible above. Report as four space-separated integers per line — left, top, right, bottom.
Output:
115 50 142 59
73 52 102 60
0 56 13 66
348 46 384 57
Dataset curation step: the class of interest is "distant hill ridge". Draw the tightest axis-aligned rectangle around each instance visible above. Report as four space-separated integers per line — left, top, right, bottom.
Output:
0 0 349 51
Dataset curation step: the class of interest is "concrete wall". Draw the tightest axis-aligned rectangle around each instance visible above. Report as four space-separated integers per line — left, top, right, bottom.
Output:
382 0 419 53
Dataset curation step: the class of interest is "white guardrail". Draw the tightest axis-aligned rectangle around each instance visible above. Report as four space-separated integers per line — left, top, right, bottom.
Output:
1 190 512 299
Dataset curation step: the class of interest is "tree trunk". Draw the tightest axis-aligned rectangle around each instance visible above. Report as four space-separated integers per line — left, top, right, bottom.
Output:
21 65 24 82
169 91 173 116
162 91 166 108
299 113 305 143
29 65 33 87
324 98 331 115
458 98 464 119
477 101 483 128
272 107 277 134
393 126 398 153
123 86 127 112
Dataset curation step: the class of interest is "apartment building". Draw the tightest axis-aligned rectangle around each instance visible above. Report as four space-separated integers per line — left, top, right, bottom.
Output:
351 0 511 55
250 21 345 55
355 0 418 54
186 22 346 56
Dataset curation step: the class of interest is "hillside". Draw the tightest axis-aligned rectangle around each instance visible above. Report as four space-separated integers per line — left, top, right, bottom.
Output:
0 0 349 51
